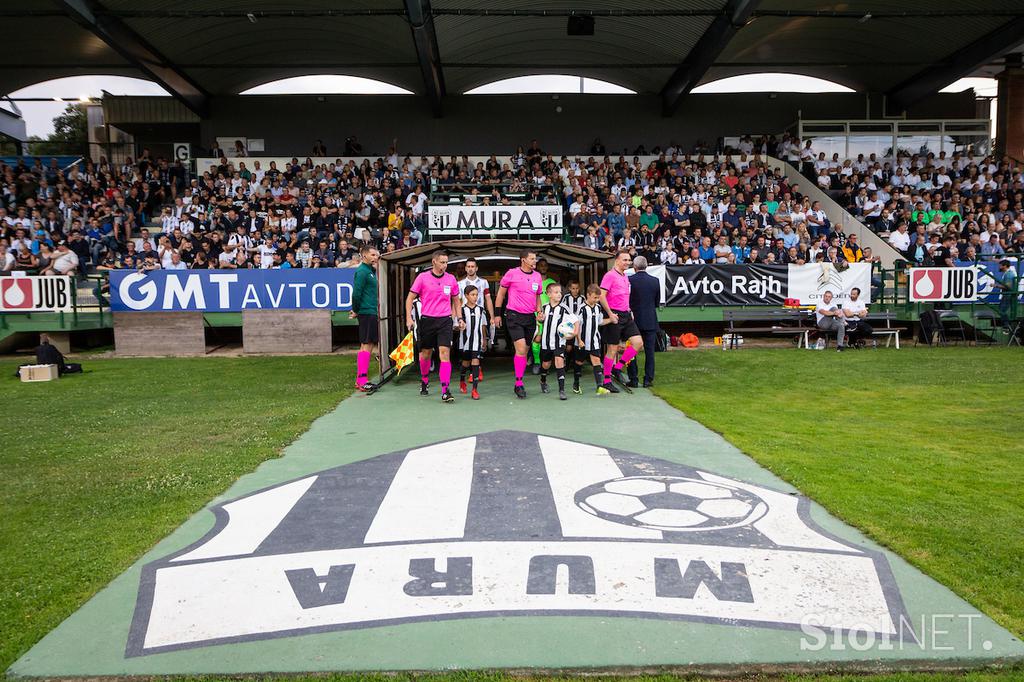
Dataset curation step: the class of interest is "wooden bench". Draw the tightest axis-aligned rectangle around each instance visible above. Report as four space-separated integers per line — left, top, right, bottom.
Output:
723 309 814 349
865 311 902 349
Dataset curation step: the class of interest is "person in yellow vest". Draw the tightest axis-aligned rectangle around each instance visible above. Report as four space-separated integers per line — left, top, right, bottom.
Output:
841 233 864 263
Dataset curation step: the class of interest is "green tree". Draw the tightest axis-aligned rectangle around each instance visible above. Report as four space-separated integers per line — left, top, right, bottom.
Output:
49 103 88 155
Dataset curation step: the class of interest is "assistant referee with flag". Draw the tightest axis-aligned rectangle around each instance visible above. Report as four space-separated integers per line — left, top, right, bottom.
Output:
350 245 380 391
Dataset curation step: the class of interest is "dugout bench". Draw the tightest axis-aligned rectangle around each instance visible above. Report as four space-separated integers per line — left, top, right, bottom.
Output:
723 309 814 349
723 309 903 349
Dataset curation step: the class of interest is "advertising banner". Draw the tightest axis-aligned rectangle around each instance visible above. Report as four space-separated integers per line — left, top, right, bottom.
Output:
787 262 872 304
110 269 356 312
0 275 75 312
664 264 787 306
908 267 978 302
428 205 563 235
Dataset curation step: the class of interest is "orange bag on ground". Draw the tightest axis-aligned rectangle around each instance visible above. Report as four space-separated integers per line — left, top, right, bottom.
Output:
680 333 699 348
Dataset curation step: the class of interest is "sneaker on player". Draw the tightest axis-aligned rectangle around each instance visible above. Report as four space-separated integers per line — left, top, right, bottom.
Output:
540 382 550 394
459 380 467 394
471 387 480 400
596 385 611 396
514 385 526 399
573 384 582 395
419 382 429 396
559 388 567 401
603 381 620 394
441 391 455 403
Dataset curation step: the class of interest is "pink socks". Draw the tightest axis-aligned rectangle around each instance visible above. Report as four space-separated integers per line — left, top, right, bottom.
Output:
356 351 370 387
420 356 431 385
439 361 451 393
616 345 638 370
602 356 614 381
513 354 527 387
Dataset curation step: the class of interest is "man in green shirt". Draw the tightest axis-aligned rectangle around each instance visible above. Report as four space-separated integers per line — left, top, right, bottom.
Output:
531 258 556 373
639 206 659 232
350 245 380 391
995 259 1018 331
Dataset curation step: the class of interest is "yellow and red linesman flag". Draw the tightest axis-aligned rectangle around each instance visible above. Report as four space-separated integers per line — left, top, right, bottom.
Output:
389 331 415 376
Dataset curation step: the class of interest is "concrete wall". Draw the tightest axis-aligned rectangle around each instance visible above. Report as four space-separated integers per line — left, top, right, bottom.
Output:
242 310 333 354
198 91 976 156
114 312 206 356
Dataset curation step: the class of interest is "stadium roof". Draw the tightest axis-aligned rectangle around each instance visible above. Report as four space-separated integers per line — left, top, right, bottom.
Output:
4 0 1023 117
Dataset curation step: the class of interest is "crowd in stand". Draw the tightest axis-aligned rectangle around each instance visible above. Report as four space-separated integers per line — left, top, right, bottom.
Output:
0 144 562 276
561 152 882 273
2 135 1021 280
728 134 1024 265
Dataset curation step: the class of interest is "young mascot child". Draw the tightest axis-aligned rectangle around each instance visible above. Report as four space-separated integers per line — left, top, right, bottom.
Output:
458 284 488 400
574 284 612 395
534 282 571 400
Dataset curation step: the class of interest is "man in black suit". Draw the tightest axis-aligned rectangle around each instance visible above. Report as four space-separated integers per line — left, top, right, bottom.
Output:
627 256 661 388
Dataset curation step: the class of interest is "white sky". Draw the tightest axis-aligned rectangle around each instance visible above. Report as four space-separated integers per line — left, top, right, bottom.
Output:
7 73 998 139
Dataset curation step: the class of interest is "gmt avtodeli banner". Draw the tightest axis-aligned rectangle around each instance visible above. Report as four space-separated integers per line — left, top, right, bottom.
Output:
110 269 356 312
663 263 872 306
428 205 563 235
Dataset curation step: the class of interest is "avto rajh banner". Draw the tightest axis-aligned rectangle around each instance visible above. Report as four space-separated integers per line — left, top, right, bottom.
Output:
665 264 787 306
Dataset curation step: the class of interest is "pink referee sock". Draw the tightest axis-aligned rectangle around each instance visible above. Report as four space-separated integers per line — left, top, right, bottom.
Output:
602 356 614 381
356 351 370 387
439 361 451 393
513 355 527 387
616 346 638 370
420 356 430 385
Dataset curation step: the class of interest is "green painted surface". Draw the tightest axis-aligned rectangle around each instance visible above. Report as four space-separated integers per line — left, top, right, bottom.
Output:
9 371 1024 676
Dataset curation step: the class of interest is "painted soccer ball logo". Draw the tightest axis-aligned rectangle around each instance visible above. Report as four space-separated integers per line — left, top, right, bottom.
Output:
576 475 768 531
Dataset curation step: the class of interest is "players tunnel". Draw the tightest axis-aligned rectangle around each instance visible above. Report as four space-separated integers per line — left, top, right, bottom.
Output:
377 240 611 369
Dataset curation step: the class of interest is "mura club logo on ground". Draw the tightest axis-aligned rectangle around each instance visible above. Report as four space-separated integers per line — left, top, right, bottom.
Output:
127 431 908 656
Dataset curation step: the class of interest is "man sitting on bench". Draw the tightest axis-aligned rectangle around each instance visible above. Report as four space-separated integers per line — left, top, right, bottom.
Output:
815 290 847 351
842 287 874 347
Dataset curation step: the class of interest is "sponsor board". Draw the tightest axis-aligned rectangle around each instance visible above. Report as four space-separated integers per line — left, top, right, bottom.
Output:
128 432 907 656
110 269 355 312
665 265 786 306
908 267 978 302
787 262 872 304
0 275 74 312
428 205 563 235
967 260 1024 304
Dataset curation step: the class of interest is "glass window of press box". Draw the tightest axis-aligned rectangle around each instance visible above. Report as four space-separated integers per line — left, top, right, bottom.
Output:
799 120 991 160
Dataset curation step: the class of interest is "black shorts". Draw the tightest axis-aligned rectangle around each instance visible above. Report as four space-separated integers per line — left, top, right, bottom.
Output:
460 350 483 361
603 309 640 345
540 347 566 362
417 315 453 348
574 347 602 363
357 314 379 345
505 309 537 343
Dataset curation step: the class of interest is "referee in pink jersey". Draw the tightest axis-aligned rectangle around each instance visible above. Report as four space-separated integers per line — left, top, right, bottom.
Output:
598 250 644 393
493 248 543 399
405 250 464 403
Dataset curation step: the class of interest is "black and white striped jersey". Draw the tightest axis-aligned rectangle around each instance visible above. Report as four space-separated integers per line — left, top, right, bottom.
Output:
560 293 585 317
577 303 604 352
459 304 488 352
539 303 570 351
